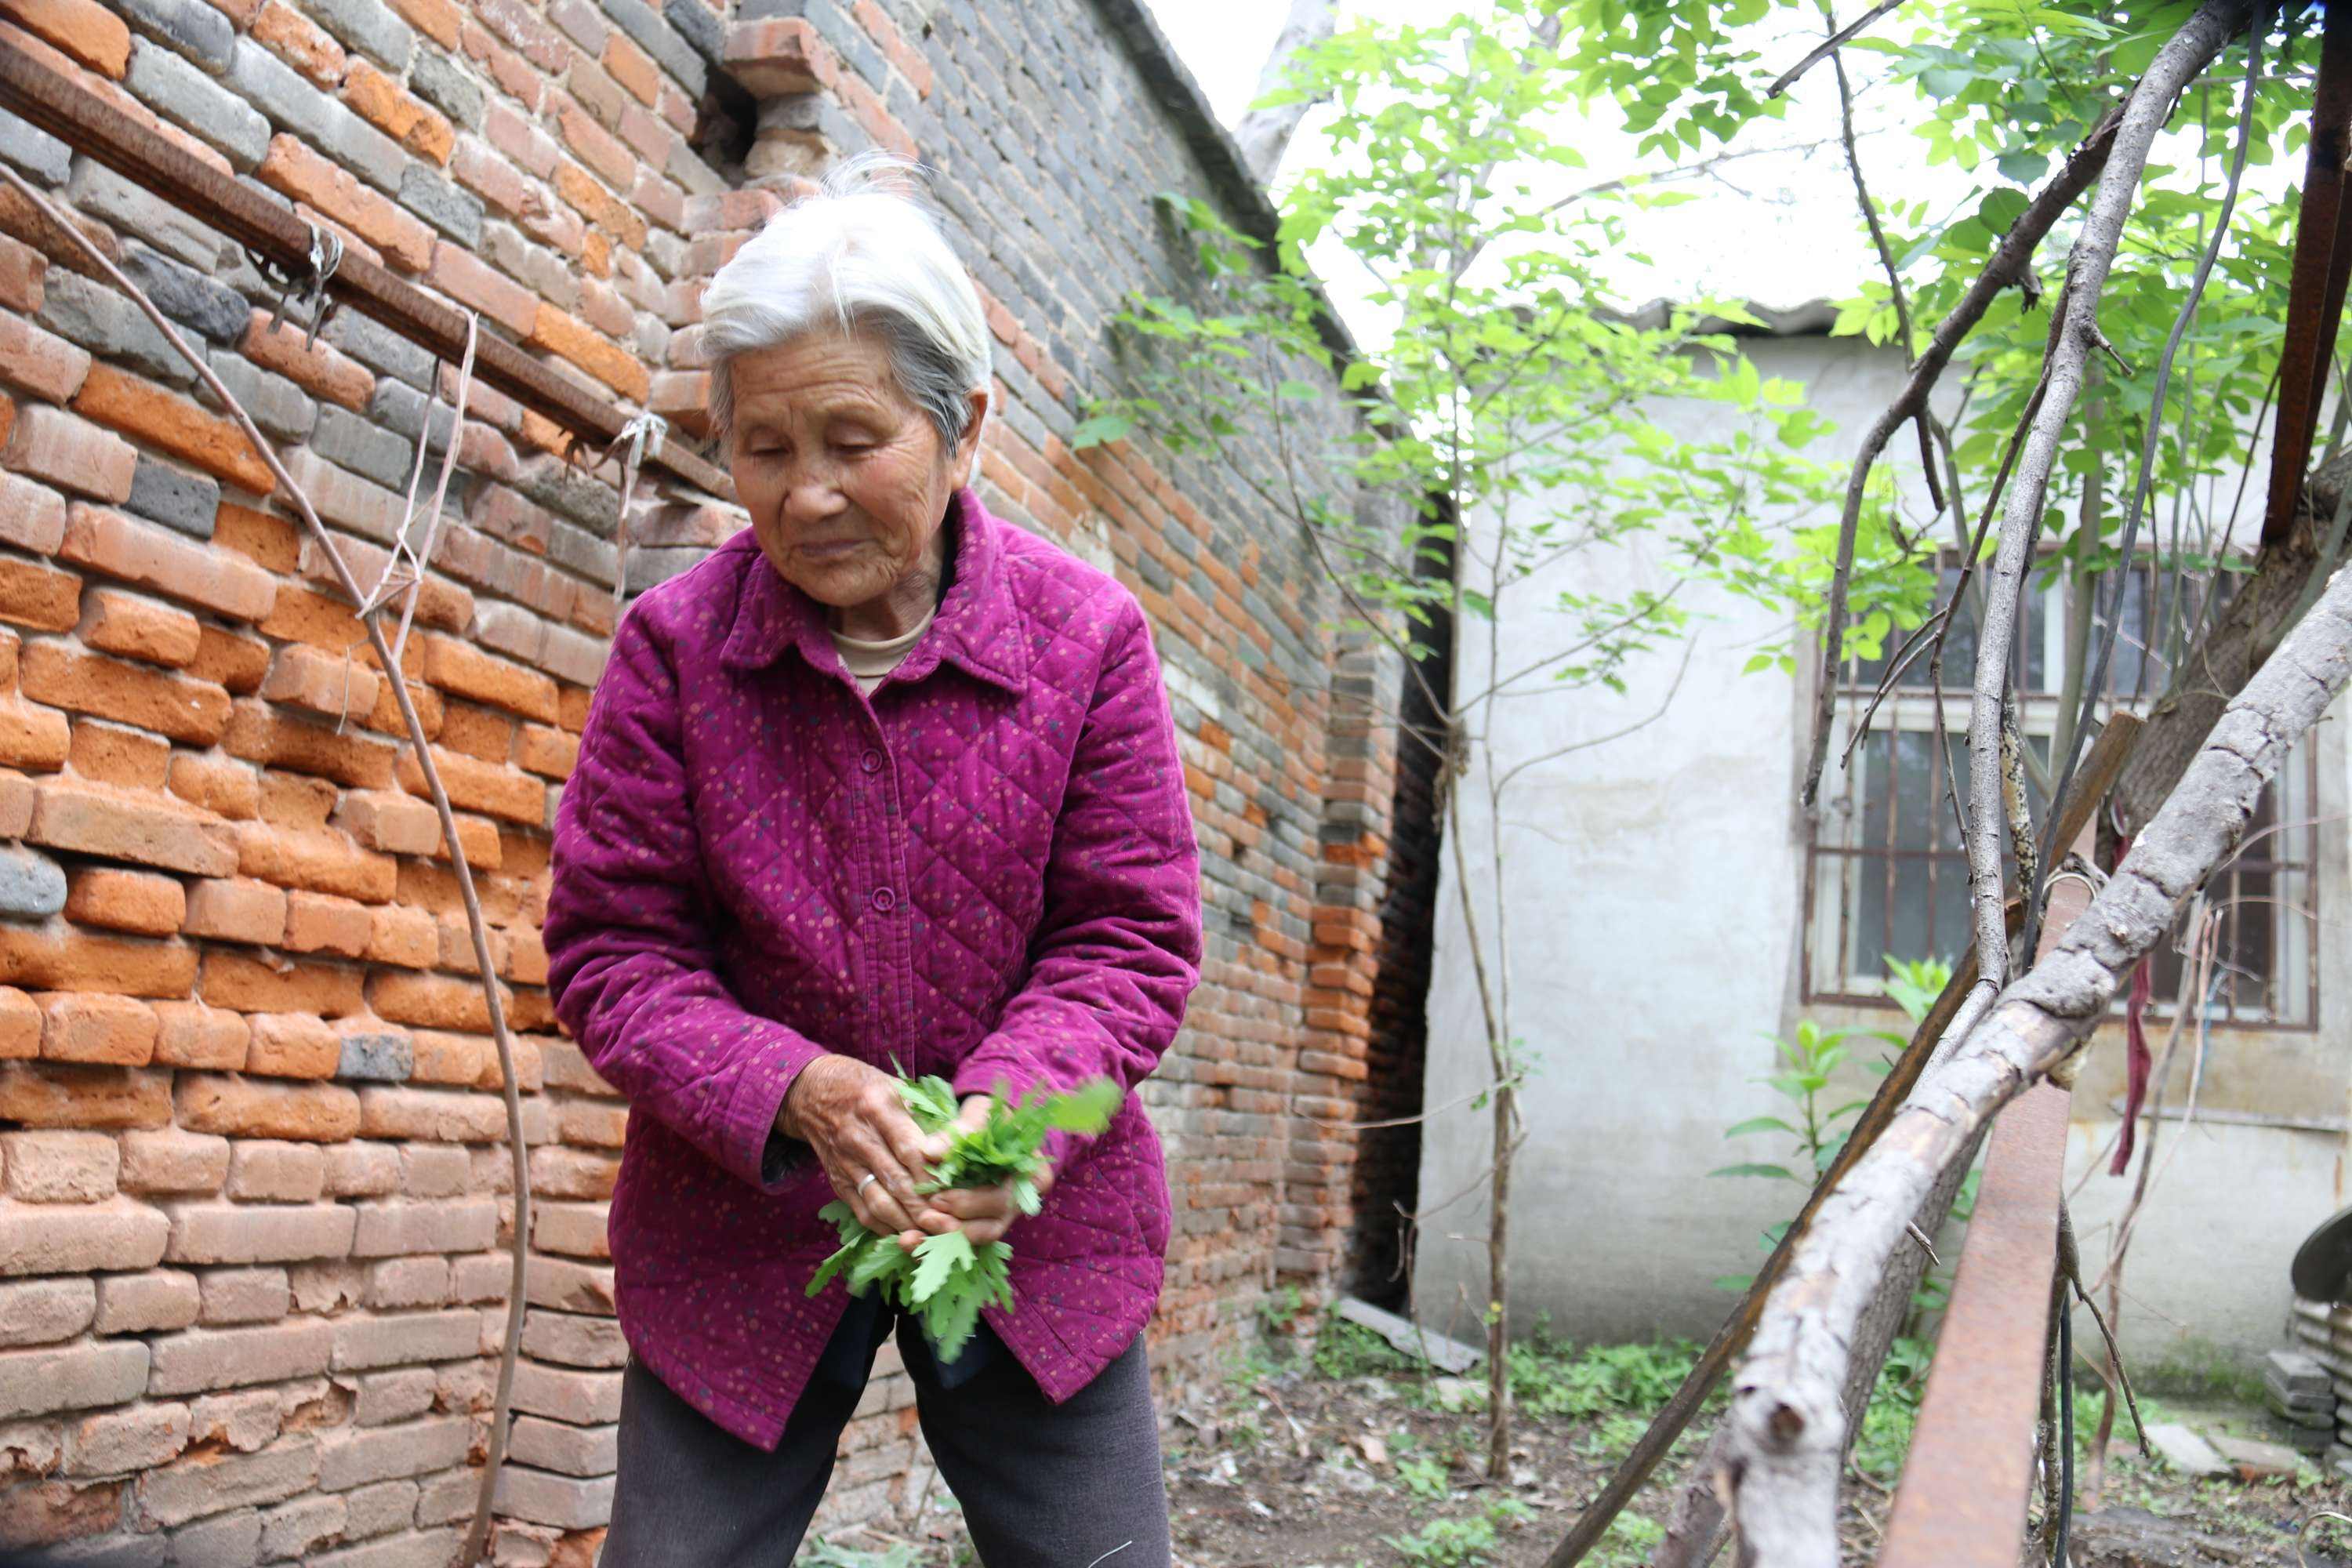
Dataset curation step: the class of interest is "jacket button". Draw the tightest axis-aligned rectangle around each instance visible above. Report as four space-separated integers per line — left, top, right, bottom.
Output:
872 887 895 912
861 750 883 774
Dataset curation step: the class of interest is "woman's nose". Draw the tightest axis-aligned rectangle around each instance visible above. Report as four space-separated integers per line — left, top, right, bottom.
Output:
782 470 846 523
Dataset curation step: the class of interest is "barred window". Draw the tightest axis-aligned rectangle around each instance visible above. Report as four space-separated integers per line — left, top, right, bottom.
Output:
1805 564 2319 1028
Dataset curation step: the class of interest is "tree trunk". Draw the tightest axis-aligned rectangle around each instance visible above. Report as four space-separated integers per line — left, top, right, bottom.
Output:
1488 1079 1516 1479
1233 0 1337 183
2109 451 2349 832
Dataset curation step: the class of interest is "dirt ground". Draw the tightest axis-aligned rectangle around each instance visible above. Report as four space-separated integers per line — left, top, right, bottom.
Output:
801 1323 2352 1568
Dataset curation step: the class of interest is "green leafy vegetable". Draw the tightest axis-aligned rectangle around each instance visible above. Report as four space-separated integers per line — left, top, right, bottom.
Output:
804 1071 1123 1364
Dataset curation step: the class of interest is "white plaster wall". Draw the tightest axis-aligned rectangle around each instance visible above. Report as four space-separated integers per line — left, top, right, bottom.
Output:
1412 334 2350 1370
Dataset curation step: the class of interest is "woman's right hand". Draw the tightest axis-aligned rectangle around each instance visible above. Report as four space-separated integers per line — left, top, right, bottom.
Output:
778 1054 948 1249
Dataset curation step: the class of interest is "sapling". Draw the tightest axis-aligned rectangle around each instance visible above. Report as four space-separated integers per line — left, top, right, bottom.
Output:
805 1070 1123 1362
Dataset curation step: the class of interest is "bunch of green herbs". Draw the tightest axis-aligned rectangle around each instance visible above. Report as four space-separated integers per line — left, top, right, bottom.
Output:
804 1070 1122 1363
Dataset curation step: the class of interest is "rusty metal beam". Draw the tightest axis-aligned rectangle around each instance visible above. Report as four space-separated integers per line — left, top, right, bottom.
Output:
1875 820 2099 1568
0 36 733 503
2263 1 2352 549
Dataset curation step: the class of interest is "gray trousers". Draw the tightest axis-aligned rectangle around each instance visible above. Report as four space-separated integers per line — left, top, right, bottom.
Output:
599 1307 1171 1568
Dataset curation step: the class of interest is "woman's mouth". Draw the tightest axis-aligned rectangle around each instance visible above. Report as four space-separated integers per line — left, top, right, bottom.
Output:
800 539 864 560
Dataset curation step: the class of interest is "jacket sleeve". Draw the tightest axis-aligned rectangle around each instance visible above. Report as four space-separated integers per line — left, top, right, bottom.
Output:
950 594 1203 1166
544 604 827 1189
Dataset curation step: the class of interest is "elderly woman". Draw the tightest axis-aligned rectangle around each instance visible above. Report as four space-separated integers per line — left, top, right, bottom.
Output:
543 155 1202 1567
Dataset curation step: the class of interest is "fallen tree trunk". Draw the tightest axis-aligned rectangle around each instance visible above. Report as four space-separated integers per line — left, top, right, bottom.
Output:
1719 526 2352 1564
2112 451 2352 833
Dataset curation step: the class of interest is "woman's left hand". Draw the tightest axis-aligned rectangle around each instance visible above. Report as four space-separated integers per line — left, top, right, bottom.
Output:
893 1095 1054 1251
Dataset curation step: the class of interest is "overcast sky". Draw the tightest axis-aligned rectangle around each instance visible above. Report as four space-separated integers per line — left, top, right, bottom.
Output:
1138 0 1983 338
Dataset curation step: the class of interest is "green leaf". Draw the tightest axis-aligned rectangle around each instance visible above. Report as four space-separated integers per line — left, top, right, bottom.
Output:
1722 1116 1799 1140
1708 1163 1798 1181
1069 413 1132 449
910 1229 978 1302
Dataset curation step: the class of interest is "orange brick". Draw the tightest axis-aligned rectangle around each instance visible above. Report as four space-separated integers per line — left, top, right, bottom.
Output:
500 924 547 985
335 790 438 855
60 505 278 625
425 241 537 338
0 1061 170 1129
81 587 201 669
181 877 287 946
65 720 169 789
395 745 543 827
197 950 363 1017
256 769 335 832
437 702 513 764
0 312 92 404
258 643 380 725
603 32 659 103
407 1028 485 1084
0 985 33 1060
70 365 273 495
384 0 459 49
2 405 132 506
186 626 270 698
27 778 235 877
241 314 375 415
0 0 129 77
281 891 371 957
557 685 590 733
166 754 258 822
367 969 506 1033
150 999 247 1070
249 0 344 85
524 303 649 402
0 693 63 772
63 866 182 939
222 699 397 789
422 633 557 722
256 135 435 274
366 904 437 968
0 234 40 314
0 925 196 999
231 819 396 902
212 501 303 575
430 811 501 869
0 557 79 633
174 1072 359 1142
20 642 232 746
34 991 157 1066
243 1012 336 1078
343 59 452 164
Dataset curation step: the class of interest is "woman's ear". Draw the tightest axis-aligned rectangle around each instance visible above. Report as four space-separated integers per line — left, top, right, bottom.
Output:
954 387 989 482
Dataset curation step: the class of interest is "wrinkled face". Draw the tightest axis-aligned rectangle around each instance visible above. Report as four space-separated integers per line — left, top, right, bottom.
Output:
724 329 986 615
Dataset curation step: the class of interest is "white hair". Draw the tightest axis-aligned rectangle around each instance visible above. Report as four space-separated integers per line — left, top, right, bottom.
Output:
700 152 993 447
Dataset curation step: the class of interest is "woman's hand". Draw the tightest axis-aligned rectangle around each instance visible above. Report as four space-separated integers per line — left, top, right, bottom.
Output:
911 1094 1056 1248
778 1055 946 1251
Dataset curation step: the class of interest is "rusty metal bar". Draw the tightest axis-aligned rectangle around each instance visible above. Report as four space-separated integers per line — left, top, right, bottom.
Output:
2262 0 2352 548
0 35 733 502
1875 823 2099 1568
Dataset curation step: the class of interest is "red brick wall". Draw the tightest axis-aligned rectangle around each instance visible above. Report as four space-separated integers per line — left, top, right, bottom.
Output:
0 0 1430 1558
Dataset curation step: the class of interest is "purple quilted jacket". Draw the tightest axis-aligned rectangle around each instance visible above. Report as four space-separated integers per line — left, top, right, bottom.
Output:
543 488 1203 1446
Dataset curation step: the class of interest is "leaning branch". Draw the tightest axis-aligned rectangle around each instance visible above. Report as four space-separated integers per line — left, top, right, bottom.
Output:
1798 96 2129 809
0 169 538 1568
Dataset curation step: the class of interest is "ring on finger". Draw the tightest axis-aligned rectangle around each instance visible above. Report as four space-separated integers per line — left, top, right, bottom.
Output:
856 1172 877 1196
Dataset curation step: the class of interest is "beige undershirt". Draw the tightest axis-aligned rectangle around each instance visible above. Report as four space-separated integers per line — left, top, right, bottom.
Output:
830 604 937 695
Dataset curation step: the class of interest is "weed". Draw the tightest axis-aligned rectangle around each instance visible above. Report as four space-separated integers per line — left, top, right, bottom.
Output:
1509 1334 1700 1419
1257 1283 1308 1336
797 1539 920 1568
1314 1316 1420 1381
1396 1452 1450 1500
1589 1510 1666 1568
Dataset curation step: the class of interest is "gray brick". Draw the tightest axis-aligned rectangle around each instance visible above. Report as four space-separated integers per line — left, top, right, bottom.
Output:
121 244 249 344
368 377 459 454
314 405 422 492
170 1507 262 1568
146 1321 336 1396
68 158 219 269
0 106 70 187
397 163 482 246
315 1414 468 1490
125 40 269 171
550 0 607 52
259 1494 346 1562
205 350 319 444
662 0 723 65
548 519 619 582
0 1340 147 1420
38 270 199 387
326 307 437 390
0 845 67 920
308 1526 461 1568
493 1465 612 1530
232 37 336 145
297 0 414 73
328 105 408 196
136 1435 318 1527
522 459 620 536
409 49 484 130
35 1535 169 1566
339 1027 414 1083
119 0 235 72
125 457 220 540
339 1476 418 1537
601 0 705 95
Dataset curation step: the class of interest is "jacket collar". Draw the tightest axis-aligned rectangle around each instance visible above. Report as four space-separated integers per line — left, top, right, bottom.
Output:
718 488 1028 695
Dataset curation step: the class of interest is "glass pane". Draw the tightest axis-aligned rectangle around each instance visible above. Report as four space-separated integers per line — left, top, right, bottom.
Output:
1892 731 1935 850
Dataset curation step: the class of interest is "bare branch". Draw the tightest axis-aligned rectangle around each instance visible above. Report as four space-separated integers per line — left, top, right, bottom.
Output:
1768 0 1910 99
0 167 540 1568
1234 0 1337 183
